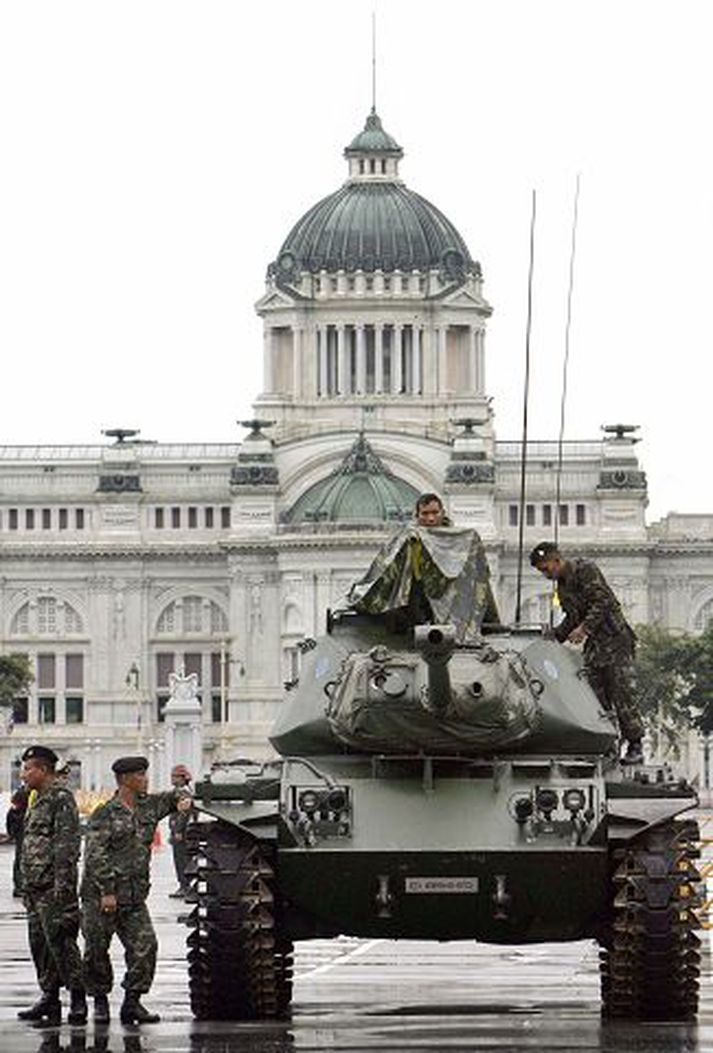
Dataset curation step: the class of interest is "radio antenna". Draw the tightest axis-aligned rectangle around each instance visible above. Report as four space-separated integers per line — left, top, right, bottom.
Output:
371 11 377 111
554 174 581 548
514 190 537 626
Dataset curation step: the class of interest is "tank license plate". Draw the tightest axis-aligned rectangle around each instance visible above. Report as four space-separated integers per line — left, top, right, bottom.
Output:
405 877 479 894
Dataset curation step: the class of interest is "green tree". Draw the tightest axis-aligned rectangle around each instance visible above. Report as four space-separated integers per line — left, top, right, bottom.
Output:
633 625 696 760
0 653 34 720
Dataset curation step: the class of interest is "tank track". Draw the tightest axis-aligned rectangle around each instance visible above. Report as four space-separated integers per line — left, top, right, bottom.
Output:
599 818 703 1020
184 819 293 1021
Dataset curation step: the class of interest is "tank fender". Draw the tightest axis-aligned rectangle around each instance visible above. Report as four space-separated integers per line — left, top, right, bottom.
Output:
605 794 697 842
194 799 279 842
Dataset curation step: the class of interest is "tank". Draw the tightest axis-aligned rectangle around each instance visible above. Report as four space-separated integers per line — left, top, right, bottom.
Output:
185 610 703 1023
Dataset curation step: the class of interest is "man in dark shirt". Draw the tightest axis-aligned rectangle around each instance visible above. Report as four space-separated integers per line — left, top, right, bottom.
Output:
81 755 192 1024
168 764 193 898
530 542 644 764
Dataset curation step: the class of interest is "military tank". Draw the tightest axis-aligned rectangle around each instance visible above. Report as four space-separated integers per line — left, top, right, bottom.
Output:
185 611 703 1023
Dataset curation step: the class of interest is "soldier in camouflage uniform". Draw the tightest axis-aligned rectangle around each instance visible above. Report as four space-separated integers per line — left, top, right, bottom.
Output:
168 764 194 899
530 542 645 763
16 745 87 1027
345 493 500 641
80 755 192 1025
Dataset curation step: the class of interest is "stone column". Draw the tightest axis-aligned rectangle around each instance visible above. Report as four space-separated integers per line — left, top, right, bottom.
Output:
392 324 403 393
292 327 302 398
356 324 367 394
374 324 384 393
437 326 447 395
337 324 349 395
477 329 486 393
263 328 274 393
413 327 422 395
469 326 478 394
318 326 328 397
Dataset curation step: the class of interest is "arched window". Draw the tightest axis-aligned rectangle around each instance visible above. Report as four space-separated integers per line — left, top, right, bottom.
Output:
10 597 84 636
156 596 228 637
694 598 713 631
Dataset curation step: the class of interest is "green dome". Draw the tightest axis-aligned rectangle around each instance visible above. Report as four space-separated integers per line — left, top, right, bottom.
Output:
344 109 403 156
283 435 417 524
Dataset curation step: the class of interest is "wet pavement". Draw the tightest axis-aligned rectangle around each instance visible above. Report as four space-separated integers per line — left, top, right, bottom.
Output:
0 820 710 1053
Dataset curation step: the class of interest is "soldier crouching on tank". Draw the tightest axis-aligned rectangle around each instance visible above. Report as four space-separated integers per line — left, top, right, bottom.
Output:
16 744 87 1028
80 755 193 1025
529 541 644 764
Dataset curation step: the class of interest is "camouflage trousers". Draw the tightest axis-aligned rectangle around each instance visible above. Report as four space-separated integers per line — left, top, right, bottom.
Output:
24 888 83 993
81 898 158 995
584 642 644 743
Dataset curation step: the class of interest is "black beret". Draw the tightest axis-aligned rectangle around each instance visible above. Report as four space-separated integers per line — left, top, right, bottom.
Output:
111 755 149 775
21 745 58 766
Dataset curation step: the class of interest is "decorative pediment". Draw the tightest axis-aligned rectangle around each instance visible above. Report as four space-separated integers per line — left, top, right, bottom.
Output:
255 288 297 312
440 287 486 309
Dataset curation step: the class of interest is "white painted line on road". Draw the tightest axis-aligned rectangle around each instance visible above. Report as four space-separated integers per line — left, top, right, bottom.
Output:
297 938 384 979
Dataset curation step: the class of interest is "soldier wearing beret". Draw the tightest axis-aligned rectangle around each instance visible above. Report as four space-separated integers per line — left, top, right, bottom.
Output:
80 755 192 1025
16 745 87 1027
530 542 645 764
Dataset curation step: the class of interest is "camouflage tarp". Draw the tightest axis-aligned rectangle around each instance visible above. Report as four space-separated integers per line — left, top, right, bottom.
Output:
340 525 499 643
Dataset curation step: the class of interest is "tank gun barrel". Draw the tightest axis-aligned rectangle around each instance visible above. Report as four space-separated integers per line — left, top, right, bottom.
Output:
414 624 456 714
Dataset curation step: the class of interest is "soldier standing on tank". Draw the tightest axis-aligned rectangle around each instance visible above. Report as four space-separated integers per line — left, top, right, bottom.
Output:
16 744 87 1027
80 755 192 1025
529 542 645 764
168 764 194 899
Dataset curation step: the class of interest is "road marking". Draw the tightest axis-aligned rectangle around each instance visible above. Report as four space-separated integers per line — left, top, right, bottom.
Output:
296 938 384 978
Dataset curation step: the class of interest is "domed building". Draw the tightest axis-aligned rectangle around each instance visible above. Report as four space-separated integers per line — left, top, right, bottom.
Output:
0 108 710 792
255 108 492 441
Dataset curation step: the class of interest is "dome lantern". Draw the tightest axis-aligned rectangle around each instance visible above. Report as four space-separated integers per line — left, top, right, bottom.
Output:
344 108 404 182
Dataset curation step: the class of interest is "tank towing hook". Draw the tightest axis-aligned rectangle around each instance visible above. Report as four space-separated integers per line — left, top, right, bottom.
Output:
414 624 456 715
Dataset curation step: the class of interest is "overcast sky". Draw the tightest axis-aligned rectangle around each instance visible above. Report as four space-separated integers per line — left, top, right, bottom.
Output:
1 1 710 520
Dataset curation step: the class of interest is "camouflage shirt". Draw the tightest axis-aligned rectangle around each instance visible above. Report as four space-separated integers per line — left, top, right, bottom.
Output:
21 782 81 895
81 790 179 905
554 559 635 651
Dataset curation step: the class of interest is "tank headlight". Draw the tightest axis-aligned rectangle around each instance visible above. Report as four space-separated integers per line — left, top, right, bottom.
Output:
514 796 534 823
562 788 586 814
298 789 322 814
326 788 347 813
535 788 558 816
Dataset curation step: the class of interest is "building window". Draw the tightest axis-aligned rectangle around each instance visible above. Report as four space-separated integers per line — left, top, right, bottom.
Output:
183 598 203 633
65 654 83 690
171 507 181 529
12 697 29 724
66 697 84 724
369 158 375 173
26 509 35 530
9 509 18 530
559 504 569 526
542 504 552 527
37 652 56 689
42 509 51 530
38 697 56 724
525 504 535 526
59 508 68 530
188 507 198 529
576 504 586 526
37 600 58 635
221 506 231 529
156 652 174 723
211 694 222 723
75 508 85 530
184 652 202 682
508 505 518 527
205 507 214 529
155 508 164 529
381 159 386 173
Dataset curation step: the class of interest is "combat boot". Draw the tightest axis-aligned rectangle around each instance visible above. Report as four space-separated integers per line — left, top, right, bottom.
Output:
17 990 60 1023
94 994 110 1024
119 993 160 1025
67 987 87 1025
